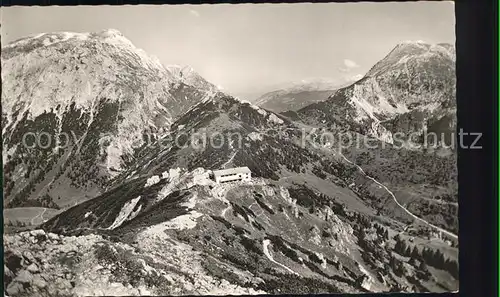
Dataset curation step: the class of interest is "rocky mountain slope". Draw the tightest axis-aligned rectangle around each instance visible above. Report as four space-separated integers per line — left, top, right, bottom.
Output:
3 33 458 296
4 91 458 296
2 29 217 208
288 42 456 145
281 42 458 234
7 167 452 296
107 90 457 234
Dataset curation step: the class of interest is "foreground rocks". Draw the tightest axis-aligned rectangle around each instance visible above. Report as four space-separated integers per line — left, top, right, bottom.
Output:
4 229 264 297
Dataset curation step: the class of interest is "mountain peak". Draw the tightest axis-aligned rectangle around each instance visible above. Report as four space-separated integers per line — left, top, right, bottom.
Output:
96 28 125 37
166 65 196 78
3 29 136 53
398 40 427 45
365 41 455 78
166 65 219 92
389 41 430 54
90 28 134 47
391 41 455 54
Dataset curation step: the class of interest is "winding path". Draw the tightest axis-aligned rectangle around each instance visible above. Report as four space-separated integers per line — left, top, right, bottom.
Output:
221 150 238 169
221 204 232 218
338 153 458 240
31 208 48 226
262 239 298 275
288 115 458 240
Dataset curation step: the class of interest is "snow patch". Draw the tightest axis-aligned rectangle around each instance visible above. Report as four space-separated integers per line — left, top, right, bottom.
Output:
141 210 203 233
129 204 143 220
162 211 203 230
268 113 284 124
107 196 142 230
169 168 182 179
145 175 160 187
156 176 182 202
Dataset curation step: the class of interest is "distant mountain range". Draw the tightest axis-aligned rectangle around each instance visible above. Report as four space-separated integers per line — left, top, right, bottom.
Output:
3 30 458 297
252 77 360 113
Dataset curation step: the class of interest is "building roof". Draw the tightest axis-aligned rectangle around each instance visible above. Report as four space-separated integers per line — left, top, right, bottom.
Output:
213 167 251 177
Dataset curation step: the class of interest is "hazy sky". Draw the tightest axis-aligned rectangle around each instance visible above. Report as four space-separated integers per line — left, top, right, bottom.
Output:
2 2 455 95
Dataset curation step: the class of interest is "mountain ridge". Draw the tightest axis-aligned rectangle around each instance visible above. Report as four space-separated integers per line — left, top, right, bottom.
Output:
292 42 456 143
2 29 218 208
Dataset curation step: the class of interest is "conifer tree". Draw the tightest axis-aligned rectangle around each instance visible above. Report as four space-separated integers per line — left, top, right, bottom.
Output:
404 245 412 256
411 246 420 259
419 260 428 271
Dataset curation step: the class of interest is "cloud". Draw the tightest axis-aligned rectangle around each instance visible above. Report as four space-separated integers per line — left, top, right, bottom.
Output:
189 9 200 17
338 59 360 73
343 59 359 69
350 74 363 81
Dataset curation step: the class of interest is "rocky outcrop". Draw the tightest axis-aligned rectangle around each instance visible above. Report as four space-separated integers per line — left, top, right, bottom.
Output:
3 229 264 297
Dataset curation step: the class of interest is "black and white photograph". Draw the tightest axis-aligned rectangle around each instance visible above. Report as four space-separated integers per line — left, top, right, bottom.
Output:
2 2 460 296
